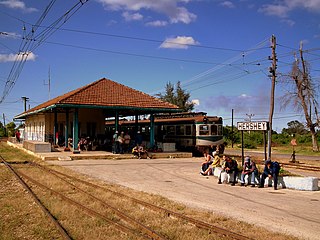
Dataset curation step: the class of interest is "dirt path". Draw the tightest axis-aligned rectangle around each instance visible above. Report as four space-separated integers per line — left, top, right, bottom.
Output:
49 157 320 240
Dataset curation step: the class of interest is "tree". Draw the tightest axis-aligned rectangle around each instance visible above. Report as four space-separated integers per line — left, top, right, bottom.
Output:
5 122 16 137
282 120 308 135
156 81 194 112
280 46 319 151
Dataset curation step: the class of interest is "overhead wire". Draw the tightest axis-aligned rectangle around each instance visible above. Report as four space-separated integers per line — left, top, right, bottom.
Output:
0 0 89 104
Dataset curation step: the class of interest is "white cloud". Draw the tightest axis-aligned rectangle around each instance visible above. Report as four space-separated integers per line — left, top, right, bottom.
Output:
0 0 37 13
0 32 21 39
192 99 200 106
97 0 196 24
160 36 199 49
0 52 36 63
259 0 320 18
146 20 168 27
258 4 290 17
122 11 143 21
281 19 295 26
220 1 235 9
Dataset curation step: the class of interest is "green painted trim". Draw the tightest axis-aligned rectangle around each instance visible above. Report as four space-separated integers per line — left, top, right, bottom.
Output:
14 103 181 119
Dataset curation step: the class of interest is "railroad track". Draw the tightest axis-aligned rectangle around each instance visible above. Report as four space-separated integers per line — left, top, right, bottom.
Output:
280 162 320 172
32 162 250 240
1 155 250 240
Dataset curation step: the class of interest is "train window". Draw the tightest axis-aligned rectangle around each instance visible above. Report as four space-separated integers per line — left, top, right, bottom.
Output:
176 126 185 135
199 125 209 135
167 126 175 135
218 125 222 135
185 125 192 135
211 125 218 135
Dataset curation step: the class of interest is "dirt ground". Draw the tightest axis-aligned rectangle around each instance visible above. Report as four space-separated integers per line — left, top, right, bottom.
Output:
48 157 320 240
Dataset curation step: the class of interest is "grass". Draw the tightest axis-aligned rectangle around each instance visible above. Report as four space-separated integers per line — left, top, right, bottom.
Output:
0 142 299 240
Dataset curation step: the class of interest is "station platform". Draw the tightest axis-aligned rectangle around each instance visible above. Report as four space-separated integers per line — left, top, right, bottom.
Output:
6 141 192 161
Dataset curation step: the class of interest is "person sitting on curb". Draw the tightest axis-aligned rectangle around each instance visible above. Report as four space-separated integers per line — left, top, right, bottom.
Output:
200 152 213 175
240 156 258 187
202 152 221 176
132 145 151 159
259 159 281 190
218 156 238 186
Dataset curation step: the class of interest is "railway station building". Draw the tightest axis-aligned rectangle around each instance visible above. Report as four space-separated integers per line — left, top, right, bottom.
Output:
14 78 181 152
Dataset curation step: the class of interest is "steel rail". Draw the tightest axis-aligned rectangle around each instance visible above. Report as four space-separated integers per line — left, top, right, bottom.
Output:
14 169 149 240
38 162 250 240
30 162 167 240
0 156 72 240
281 162 320 172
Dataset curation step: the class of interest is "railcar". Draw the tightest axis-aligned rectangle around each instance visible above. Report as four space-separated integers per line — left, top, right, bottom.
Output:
105 112 224 153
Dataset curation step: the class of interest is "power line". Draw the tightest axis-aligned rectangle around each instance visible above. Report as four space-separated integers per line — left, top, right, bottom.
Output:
0 0 89 104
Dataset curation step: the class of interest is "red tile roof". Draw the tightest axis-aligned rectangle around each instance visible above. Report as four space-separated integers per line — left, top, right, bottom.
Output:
16 78 180 118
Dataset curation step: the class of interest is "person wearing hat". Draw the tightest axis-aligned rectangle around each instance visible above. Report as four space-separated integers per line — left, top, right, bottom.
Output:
259 159 281 190
218 155 238 186
240 156 258 187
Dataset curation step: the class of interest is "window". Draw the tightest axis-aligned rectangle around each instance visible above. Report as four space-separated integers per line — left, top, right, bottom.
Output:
176 125 185 135
217 125 222 135
199 125 209 135
211 125 218 135
166 126 175 135
185 125 192 135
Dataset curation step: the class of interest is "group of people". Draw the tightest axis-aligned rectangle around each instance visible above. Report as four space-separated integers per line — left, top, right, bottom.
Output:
112 131 138 154
200 150 281 190
112 130 151 159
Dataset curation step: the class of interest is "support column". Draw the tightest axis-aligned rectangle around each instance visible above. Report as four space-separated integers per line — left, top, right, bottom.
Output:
150 114 155 149
53 110 58 145
115 111 119 132
135 114 139 134
65 109 69 149
73 108 79 153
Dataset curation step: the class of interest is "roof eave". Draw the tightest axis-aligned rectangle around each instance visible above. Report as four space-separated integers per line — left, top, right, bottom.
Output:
14 104 56 120
14 103 181 119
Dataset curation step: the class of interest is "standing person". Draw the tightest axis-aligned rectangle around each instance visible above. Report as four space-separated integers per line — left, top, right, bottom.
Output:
259 159 281 190
112 131 119 154
240 156 258 187
15 130 21 143
118 132 125 154
200 152 213 175
124 132 131 153
218 155 238 186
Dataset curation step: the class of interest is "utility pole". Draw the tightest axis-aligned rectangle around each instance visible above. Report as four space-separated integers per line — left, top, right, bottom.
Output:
245 113 254 122
267 35 277 160
231 109 234 148
21 96 29 112
44 66 51 100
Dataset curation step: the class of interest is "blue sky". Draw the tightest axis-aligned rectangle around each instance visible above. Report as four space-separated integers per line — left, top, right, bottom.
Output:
0 0 319 132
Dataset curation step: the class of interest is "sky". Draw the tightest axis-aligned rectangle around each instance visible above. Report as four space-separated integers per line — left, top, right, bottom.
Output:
0 0 320 133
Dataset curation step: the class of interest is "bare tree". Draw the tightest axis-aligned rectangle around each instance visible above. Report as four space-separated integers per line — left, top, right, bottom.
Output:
280 47 319 151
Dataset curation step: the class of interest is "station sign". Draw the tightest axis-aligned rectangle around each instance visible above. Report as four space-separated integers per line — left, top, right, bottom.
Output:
237 121 269 131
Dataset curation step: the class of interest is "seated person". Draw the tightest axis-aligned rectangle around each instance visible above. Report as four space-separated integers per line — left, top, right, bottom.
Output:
240 156 258 187
259 159 280 190
78 137 88 151
200 152 213 175
132 145 150 159
218 155 238 186
138 145 151 159
202 152 221 176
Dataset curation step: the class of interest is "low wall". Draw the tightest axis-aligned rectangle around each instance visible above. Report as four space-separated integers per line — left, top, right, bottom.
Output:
213 167 318 191
23 140 51 153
